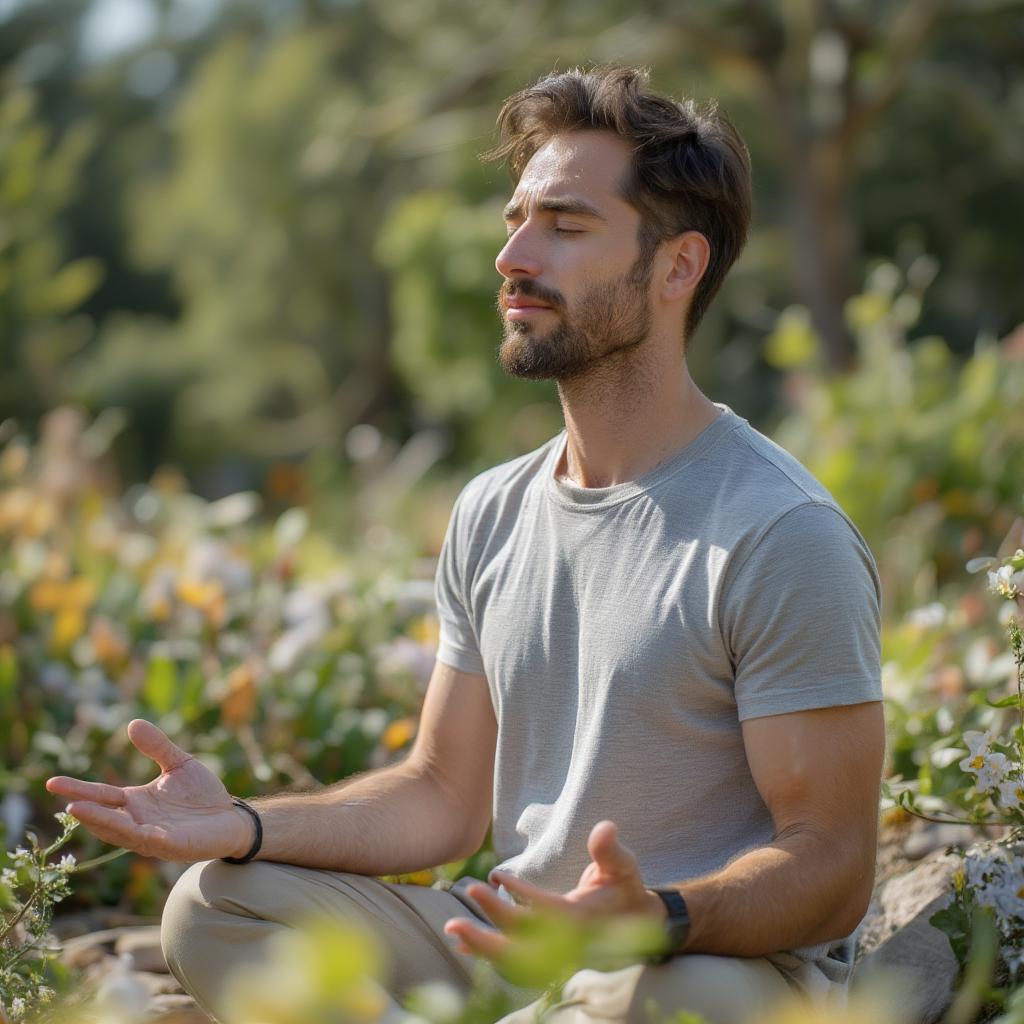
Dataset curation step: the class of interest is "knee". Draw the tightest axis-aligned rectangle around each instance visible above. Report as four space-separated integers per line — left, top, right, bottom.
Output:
160 859 260 979
160 861 211 980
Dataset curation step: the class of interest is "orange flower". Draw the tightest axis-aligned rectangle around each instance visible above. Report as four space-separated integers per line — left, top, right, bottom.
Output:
221 662 258 728
90 617 130 670
30 576 96 613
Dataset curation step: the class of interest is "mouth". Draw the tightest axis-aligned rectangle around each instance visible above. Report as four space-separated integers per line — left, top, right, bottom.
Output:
505 304 554 320
502 295 555 319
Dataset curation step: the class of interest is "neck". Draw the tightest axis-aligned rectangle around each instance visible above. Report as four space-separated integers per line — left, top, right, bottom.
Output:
553 333 719 489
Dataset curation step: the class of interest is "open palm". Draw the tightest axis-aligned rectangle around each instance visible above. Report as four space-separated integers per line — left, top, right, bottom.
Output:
45 719 250 863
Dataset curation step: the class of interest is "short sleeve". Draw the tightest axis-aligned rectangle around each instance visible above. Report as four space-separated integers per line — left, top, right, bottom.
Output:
721 502 882 721
434 486 486 676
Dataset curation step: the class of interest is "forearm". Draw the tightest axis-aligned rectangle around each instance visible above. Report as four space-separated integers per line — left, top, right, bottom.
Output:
234 761 480 874
671 825 875 957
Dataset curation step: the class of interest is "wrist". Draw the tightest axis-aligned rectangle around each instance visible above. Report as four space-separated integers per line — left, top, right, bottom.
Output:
230 805 255 859
222 798 263 864
645 887 669 921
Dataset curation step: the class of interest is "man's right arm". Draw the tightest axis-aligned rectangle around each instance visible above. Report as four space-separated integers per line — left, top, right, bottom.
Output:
235 660 496 874
47 661 496 874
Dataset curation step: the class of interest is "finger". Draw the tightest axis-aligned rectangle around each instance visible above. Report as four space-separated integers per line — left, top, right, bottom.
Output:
443 918 510 961
489 871 572 913
126 719 194 773
66 801 147 849
587 820 639 878
464 882 530 930
46 777 127 808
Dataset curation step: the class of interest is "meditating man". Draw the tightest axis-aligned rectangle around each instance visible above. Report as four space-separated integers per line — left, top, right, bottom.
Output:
47 66 885 1024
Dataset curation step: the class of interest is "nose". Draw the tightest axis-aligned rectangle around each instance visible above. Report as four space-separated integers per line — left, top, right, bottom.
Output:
495 225 543 281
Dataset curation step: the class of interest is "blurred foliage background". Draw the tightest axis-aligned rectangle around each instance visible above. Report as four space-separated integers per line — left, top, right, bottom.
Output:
2 0 1024 943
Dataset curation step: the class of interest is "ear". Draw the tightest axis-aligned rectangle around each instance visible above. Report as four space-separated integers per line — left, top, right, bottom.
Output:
659 231 711 305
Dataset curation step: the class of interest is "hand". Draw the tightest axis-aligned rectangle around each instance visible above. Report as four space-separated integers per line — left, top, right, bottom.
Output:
443 820 665 962
45 719 254 863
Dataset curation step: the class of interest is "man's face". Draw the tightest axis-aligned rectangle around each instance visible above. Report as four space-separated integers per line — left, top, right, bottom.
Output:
495 131 656 381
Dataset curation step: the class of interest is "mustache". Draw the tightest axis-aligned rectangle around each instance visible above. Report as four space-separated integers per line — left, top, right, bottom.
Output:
498 279 564 311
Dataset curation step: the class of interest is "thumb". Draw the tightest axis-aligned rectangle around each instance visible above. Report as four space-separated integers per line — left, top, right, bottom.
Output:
587 820 640 879
127 719 194 773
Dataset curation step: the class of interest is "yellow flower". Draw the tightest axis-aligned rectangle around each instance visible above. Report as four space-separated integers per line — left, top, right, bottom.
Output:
28 575 97 651
403 869 435 887
382 716 417 751
409 615 440 648
52 609 86 651
175 576 227 627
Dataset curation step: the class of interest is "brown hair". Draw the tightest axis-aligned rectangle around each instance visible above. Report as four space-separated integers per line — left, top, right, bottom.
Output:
484 66 752 344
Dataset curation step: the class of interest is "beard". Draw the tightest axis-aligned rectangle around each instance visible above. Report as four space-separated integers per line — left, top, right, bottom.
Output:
496 250 655 382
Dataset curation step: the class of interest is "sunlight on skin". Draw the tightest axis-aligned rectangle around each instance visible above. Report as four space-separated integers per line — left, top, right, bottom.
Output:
443 820 665 960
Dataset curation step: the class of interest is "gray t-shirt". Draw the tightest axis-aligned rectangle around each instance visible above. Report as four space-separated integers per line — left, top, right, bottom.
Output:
435 403 882 966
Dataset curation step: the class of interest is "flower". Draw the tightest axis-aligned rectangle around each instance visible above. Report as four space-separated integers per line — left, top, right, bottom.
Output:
988 561 1024 599
1007 946 1024 977
975 752 1011 793
958 729 998 778
995 779 1024 811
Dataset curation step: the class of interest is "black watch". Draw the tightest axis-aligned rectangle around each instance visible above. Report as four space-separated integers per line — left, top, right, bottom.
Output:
648 887 691 964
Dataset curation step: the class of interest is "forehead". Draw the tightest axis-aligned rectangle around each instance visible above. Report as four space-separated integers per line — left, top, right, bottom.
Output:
511 130 635 213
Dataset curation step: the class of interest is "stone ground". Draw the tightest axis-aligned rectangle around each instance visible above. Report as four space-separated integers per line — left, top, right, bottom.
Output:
48 815 986 1024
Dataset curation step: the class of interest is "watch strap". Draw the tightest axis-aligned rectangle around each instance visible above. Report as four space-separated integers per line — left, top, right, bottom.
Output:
648 887 691 964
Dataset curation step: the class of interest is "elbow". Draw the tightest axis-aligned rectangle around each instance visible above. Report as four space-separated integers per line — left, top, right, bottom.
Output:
823 848 877 941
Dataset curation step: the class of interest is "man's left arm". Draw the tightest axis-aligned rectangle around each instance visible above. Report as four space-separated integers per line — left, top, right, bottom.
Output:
669 698 885 957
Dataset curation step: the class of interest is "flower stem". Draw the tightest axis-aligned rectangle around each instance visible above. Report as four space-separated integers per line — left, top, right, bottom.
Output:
73 847 129 872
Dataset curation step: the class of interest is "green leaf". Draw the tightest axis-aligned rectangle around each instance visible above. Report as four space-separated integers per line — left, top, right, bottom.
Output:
764 306 819 369
985 694 1022 709
0 645 16 714
144 655 178 714
929 902 971 966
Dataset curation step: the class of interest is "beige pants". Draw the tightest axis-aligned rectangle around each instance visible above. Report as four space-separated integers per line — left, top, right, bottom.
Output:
160 859 840 1024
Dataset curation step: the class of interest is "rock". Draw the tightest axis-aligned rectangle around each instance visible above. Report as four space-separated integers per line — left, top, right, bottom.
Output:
62 930 115 970
147 993 209 1022
902 822 972 861
852 849 961 1024
115 925 169 974
132 971 184 997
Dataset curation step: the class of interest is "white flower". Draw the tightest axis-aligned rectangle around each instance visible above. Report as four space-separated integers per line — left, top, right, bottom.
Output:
989 564 1020 598
907 602 946 628
55 810 77 831
959 730 995 774
996 779 1024 811
58 853 77 872
1007 946 1024 977
976 752 1011 793
10 997 26 1020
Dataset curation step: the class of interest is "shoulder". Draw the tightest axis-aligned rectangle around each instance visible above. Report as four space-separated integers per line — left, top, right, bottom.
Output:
696 418 879 599
452 432 562 521
713 416 837 509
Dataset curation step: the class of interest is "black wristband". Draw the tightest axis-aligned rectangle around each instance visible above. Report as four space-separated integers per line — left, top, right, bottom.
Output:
647 887 691 964
221 797 263 865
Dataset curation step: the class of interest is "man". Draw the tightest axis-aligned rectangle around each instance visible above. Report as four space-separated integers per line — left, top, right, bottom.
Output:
47 66 884 1024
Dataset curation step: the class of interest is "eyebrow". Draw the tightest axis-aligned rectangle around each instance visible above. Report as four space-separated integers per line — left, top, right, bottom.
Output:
502 196 607 221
